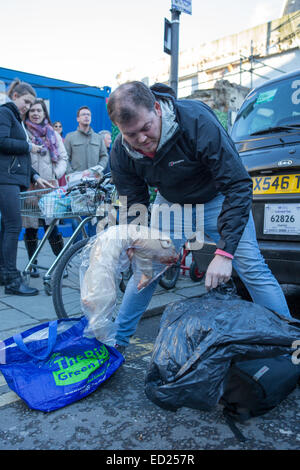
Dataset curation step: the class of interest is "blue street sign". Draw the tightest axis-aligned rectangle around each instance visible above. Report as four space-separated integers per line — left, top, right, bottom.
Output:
171 0 192 15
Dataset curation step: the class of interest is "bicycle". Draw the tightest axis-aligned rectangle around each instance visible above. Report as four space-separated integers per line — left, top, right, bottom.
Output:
20 176 115 296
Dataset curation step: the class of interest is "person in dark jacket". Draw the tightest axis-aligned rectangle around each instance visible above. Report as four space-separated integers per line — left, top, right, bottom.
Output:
105 81 291 352
0 79 53 295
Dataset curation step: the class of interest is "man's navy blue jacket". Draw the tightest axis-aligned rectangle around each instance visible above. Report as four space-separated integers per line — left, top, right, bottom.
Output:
0 101 38 190
110 88 253 256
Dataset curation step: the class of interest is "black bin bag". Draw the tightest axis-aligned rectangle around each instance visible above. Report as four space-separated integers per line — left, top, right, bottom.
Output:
145 282 300 415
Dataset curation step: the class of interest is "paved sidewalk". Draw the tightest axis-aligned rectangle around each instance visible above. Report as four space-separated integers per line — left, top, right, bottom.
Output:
0 240 206 341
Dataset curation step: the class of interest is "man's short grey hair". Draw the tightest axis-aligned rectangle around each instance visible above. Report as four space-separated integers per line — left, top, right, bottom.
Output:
107 81 156 125
99 130 111 137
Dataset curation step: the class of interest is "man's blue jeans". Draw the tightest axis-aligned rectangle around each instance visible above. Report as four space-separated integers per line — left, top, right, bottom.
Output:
114 193 291 346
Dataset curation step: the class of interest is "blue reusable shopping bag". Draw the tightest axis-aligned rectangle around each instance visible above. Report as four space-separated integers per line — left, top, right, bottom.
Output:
0 316 124 412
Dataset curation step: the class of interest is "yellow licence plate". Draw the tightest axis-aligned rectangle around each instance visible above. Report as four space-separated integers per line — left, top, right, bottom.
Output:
252 174 300 195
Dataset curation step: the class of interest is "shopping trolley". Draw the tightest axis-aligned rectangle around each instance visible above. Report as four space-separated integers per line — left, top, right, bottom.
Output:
20 177 116 295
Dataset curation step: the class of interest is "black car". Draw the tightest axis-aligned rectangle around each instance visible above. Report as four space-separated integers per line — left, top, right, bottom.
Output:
194 69 300 286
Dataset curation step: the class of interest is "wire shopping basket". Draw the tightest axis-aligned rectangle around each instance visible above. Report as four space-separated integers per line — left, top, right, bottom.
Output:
20 186 104 219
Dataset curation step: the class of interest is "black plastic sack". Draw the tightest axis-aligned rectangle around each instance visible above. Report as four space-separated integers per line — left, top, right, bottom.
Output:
145 282 300 412
221 354 300 421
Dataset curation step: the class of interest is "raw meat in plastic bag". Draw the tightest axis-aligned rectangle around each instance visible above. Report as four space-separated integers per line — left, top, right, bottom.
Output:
80 224 179 344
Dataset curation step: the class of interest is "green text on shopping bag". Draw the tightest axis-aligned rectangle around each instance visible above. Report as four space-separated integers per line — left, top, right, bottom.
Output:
49 345 110 386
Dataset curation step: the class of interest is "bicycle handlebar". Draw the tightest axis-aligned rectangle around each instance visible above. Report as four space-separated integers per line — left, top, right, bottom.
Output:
65 175 112 196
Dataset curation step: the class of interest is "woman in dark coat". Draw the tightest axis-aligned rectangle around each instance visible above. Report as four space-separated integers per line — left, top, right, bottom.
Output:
0 79 52 295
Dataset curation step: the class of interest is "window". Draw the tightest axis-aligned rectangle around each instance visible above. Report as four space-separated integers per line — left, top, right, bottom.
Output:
231 76 300 141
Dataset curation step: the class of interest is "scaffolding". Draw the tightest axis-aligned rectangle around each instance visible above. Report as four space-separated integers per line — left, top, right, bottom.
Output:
177 10 300 96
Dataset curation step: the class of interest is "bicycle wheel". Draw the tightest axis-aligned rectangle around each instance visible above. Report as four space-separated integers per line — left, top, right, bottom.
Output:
189 261 205 282
159 255 182 290
52 238 89 319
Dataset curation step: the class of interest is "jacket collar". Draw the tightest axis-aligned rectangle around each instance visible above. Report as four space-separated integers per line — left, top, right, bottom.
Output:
77 126 93 136
1 101 22 122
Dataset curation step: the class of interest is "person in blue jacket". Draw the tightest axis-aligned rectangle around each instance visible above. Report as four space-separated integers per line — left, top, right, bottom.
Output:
0 79 53 295
107 81 291 353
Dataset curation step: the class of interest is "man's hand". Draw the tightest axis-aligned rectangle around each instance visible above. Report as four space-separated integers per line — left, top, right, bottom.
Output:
205 254 232 290
35 177 56 189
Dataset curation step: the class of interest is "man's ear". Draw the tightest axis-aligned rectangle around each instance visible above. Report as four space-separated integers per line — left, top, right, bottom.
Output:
154 101 162 117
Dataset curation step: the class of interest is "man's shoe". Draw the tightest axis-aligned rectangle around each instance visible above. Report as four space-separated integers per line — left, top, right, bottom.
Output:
5 277 39 296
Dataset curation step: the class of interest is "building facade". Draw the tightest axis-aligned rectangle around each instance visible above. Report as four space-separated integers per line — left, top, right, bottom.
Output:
116 9 300 100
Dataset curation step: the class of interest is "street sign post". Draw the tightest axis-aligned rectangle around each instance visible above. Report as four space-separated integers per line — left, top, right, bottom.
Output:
165 0 192 96
170 9 181 96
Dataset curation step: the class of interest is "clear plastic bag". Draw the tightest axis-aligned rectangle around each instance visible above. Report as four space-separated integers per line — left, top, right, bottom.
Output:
80 224 179 345
70 187 98 214
66 171 102 189
38 188 72 218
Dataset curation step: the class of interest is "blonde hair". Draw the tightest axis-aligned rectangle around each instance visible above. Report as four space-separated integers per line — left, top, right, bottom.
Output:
7 78 36 99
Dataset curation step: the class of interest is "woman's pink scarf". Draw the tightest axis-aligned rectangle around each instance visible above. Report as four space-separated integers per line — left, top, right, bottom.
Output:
25 119 59 163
